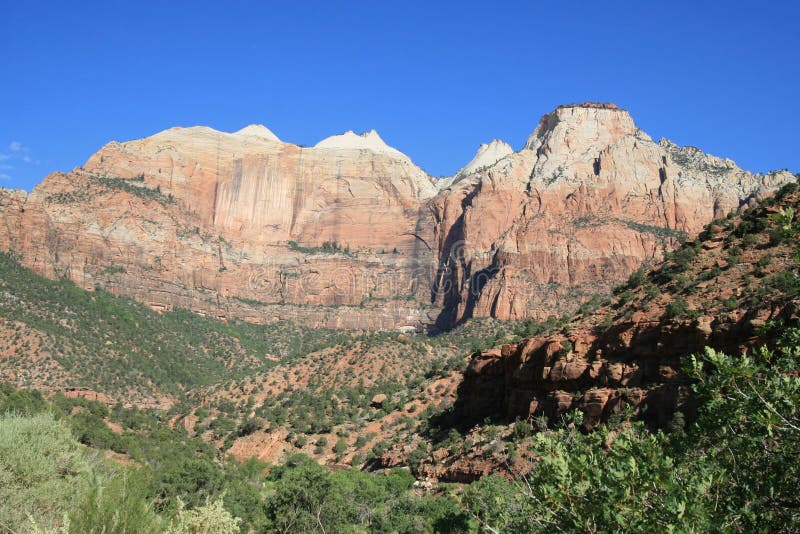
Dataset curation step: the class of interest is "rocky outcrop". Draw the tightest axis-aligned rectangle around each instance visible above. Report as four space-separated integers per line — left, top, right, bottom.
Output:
458 302 799 431
0 104 794 330
84 125 437 246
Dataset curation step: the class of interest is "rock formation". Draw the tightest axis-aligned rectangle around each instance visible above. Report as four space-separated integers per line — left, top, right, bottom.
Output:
451 139 514 180
0 189 25 252
0 104 794 330
2 126 440 329
429 103 794 327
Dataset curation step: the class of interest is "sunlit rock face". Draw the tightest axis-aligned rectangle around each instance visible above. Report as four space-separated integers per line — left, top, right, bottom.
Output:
0 104 794 330
5 126 438 329
429 103 794 327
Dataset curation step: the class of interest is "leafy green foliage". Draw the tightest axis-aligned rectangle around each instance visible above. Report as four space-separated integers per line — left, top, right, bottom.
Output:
466 327 800 532
465 423 711 532
655 241 700 283
686 327 800 529
263 455 468 532
0 382 50 415
665 295 693 319
0 412 89 532
91 174 175 205
287 240 353 257
165 496 242 534
68 469 164 534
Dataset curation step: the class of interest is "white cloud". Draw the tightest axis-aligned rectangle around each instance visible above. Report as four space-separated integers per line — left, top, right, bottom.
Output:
9 141 22 152
22 155 31 163
0 173 10 180
0 154 8 161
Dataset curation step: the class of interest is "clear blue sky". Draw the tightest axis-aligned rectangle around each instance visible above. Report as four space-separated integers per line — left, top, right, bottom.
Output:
1 1 798 190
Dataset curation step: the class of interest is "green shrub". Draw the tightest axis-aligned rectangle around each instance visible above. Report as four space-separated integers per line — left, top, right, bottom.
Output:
618 290 635 305
722 297 738 311
644 284 660 300
512 418 532 440
333 438 348 455
626 267 647 288
166 496 241 534
665 296 691 319
68 469 163 534
0 412 89 532
742 233 759 247
0 383 50 415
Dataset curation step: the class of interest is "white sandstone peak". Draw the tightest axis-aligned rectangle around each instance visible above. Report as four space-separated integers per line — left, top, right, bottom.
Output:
314 129 406 158
234 124 281 142
524 102 637 152
457 139 514 177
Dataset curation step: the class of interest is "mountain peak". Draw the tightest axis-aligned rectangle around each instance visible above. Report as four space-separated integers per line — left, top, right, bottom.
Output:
524 102 638 152
556 101 623 111
233 124 281 142
314 130 406 158
456 139 514 177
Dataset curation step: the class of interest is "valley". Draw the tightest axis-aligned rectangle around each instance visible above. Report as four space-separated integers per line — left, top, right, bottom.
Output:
1 104 799 532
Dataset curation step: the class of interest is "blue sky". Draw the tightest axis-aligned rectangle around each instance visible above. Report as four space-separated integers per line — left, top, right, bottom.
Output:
1 1 798 190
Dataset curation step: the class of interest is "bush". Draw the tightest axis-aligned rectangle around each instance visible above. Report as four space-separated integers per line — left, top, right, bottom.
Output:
69 469 163 534
0 412 89 532
0 384 50 415
644 284 660 300
512 418 532 440
333 438 348 455
465 326 800 532
263 455 466 532
665 296 692 319
166 496 241 534
655 244 698 282
764 271 800 298
727 245 742 268
464 424 711 532
626 267 647 288
742 233 759 247
618 290 635 305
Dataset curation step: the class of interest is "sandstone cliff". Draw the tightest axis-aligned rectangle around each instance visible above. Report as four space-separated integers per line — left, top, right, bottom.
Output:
8 126 438 329
0 189 25 252
430 103 794 327
0 104 794 330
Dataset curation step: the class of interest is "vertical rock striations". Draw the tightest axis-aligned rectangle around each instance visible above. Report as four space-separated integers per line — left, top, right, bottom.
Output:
430 103 795 327
0 105 794 330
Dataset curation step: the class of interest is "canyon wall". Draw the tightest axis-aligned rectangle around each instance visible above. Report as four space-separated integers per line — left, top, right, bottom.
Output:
429 103 793 327
0 103 794 330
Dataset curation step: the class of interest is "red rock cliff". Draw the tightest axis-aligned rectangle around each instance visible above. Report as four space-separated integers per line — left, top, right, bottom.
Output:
0 104 794 330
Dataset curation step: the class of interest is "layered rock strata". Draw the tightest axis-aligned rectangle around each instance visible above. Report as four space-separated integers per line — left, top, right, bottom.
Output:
0 103 794 329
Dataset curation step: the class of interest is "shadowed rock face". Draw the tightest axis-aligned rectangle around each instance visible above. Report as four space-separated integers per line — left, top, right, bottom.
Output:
456 303 800 434
0 104 794 330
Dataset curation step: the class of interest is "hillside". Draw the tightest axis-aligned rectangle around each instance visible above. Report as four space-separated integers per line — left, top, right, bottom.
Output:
0 247 536 466
0 250 356 407
2 183 799 532
3 183 799 477
402 181 800 480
